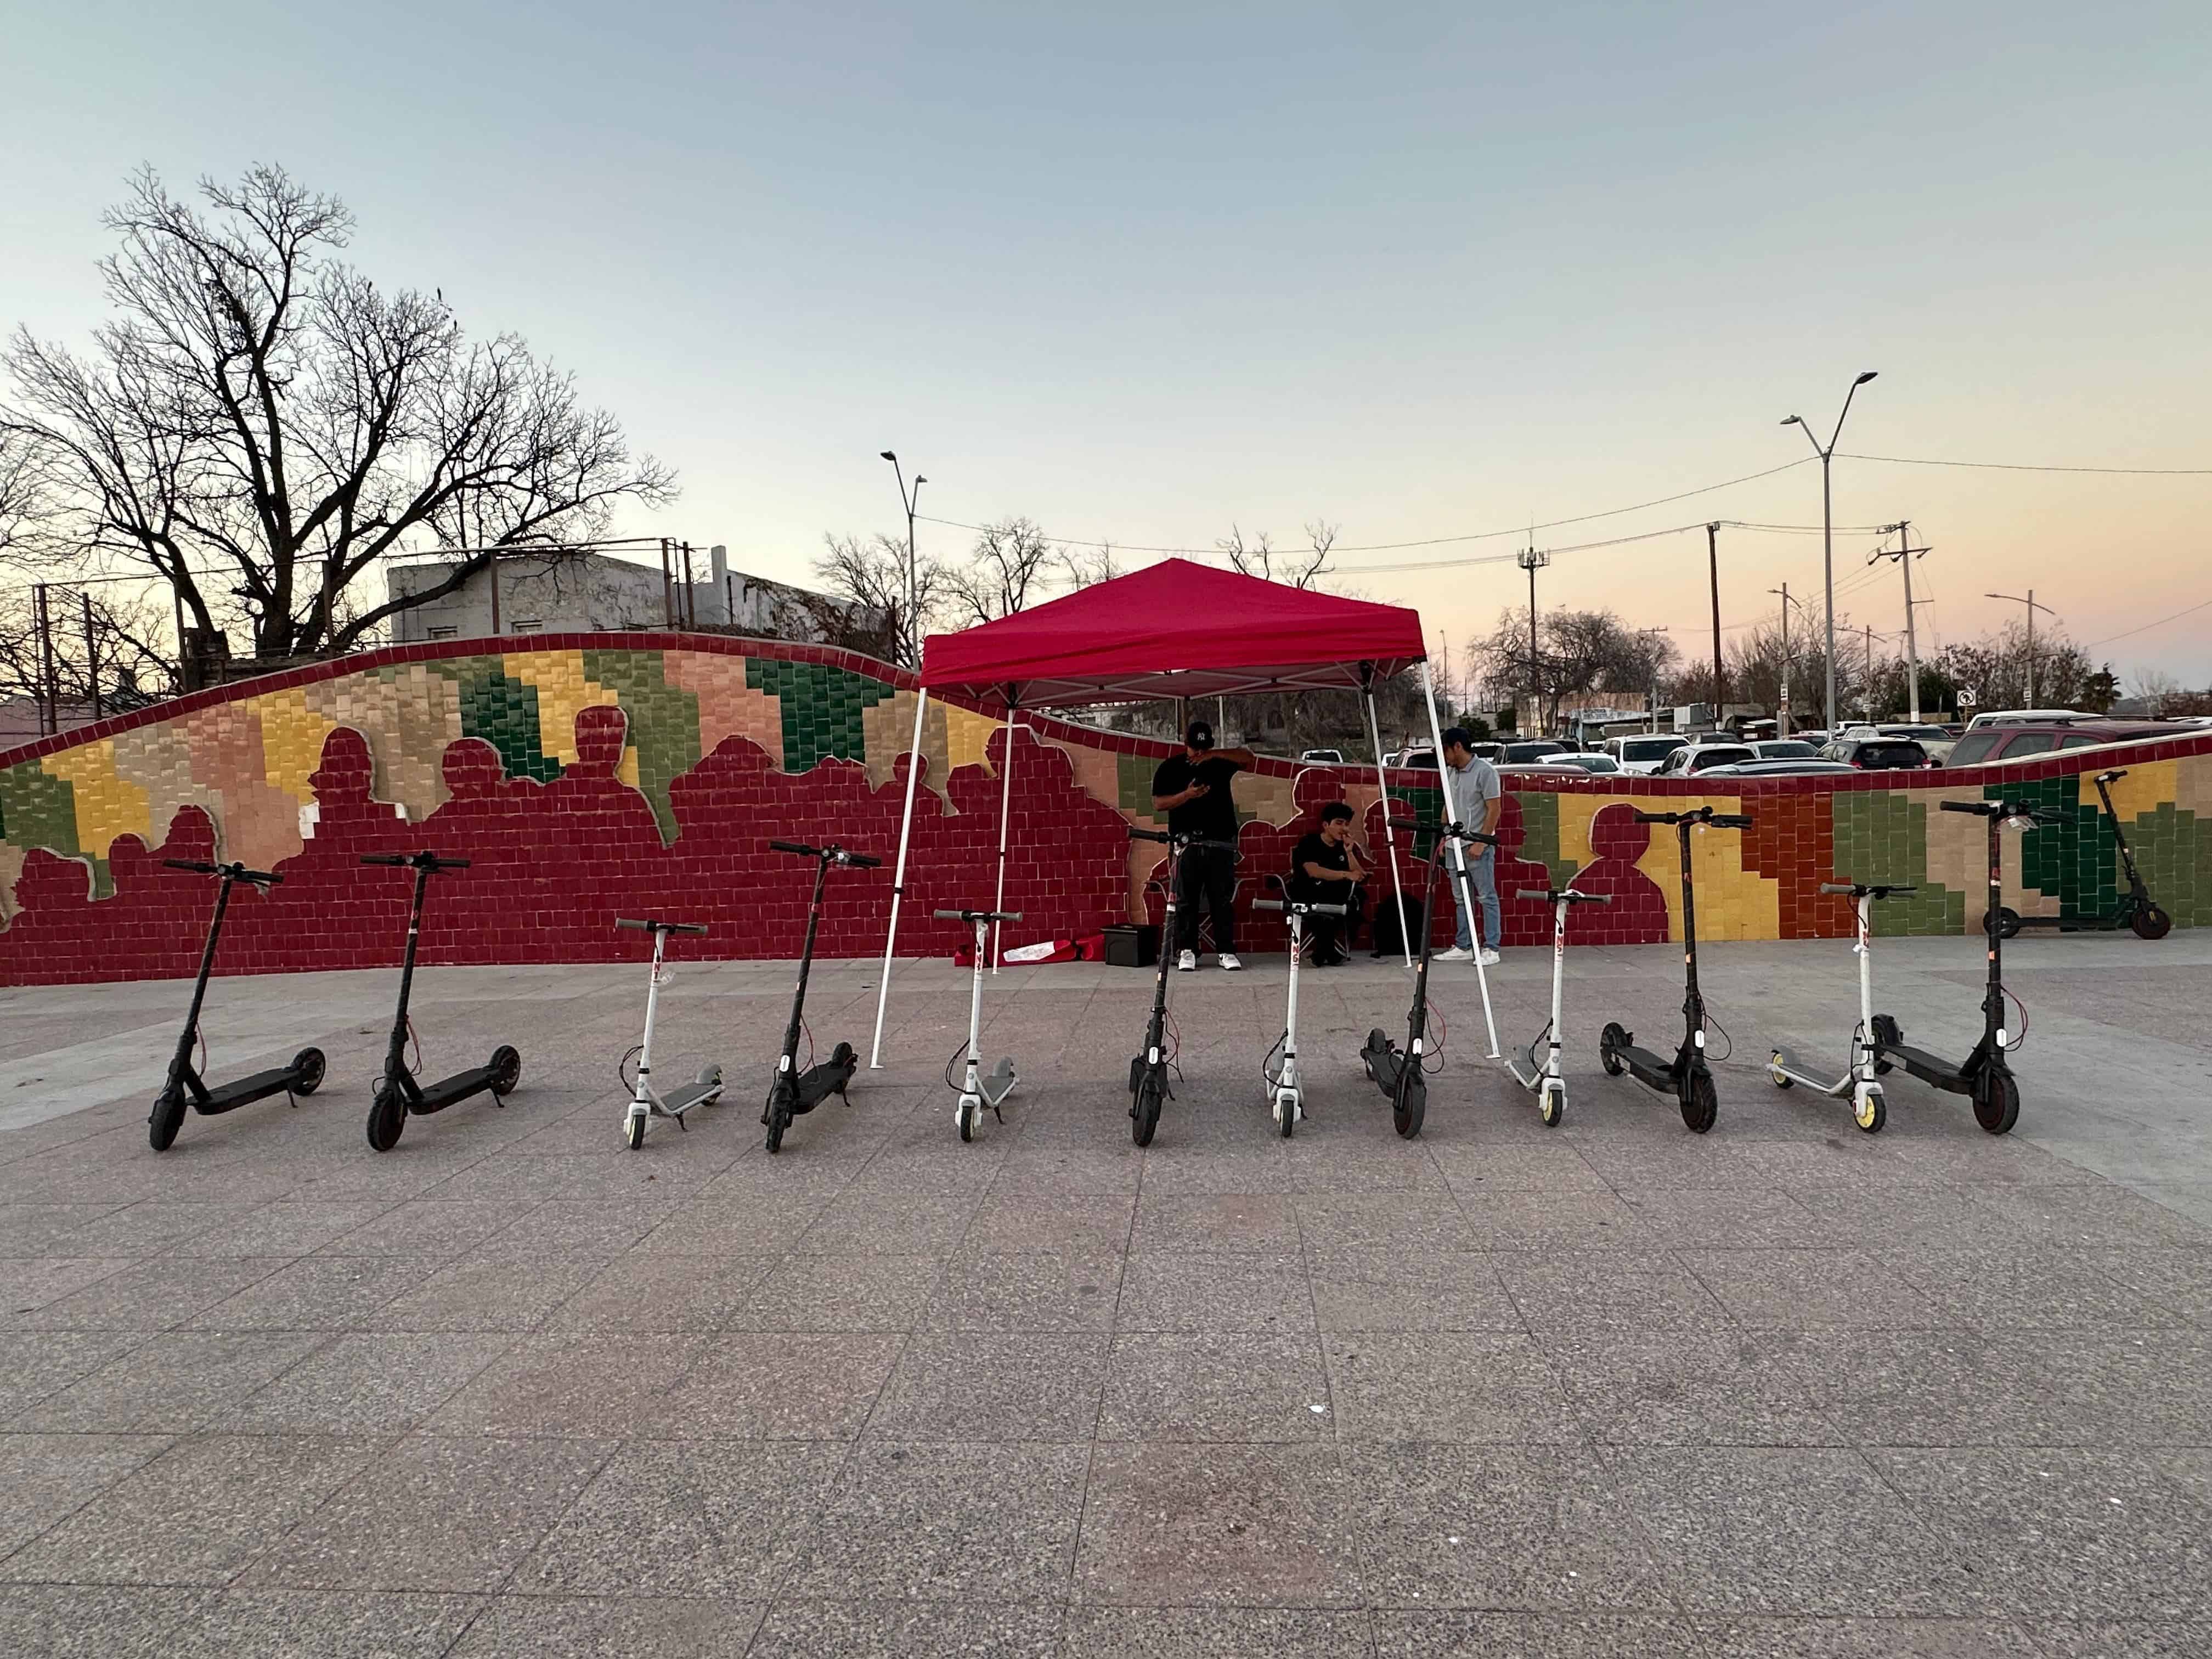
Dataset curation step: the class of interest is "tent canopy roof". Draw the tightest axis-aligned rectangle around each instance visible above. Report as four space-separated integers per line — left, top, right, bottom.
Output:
918 558 1427 706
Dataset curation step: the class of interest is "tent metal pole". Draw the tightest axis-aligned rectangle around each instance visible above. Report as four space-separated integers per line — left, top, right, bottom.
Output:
868 686 931 1070
1420 660 1500 1058
1363 687 1414 969
990 700 1017 973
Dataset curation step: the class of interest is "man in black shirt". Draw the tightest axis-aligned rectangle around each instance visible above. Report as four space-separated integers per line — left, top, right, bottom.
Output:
1290 800 1367 966
1150 719 1255 970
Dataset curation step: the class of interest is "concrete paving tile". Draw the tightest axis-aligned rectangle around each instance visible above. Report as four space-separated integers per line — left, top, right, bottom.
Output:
0 1584 210 1657
365 1253 607 1333
3 1257 283 1332
1133 1193 1303 1253
922 1249 1122 1333
2073 1329 2212 1444
426 1334 706 1436
1116 1252 1314 1333
796 1192 980 1254
781 1442 1088 1602
642 1193 833 1255
243 1434 614 1592
0 1331 145 1418
964 1193 1134 1253
734 1254 947 1332
1544 1325 1843 1447
866 1333 1105 1442
0 1432 383 1587
184 1256 438 1331
1283 1141 1449 1194
1075 1442 1363 1606
2103 1248 2212 1328
1101 1331 1333 1442
1783 1328 2108 1448
1429 1142 1611 1194
317 1198 540 1257
1784 1182 2028 1252
0 1433 173 1558
13 1330 326 1432
659 1333 903 1439
1342 1444 1671 1611
1065 1606 1374 1657
223 1333 515 1432
757 1599 1066 1656
1695 1616 2044 1657
1676 1249 1947 1328
448 1593 765 1656
1571 1138 1765 1190
43 1201 257 1258
1293 1190 1474 1254
0 1257 133 1316
1324 1332 1580 1445
1307 1250 1523 1333
1607 1447 1979 1615
1131 1147 1294 1195
1971 1183 2212 1248
1455 1190 1664 1252
990 1143 1144 1195
2132 1184 2212 1230
421 1151 718 1204
517 1440 843 1596
1373 1611 1707 1657
161 1588 486 1656
1611 1185 1825 1248
2024 1620 2212 1657
165 1200 398 1259
1868 1447 2212 1620
543 1251 775 1333
1497 1252 1735 1336
469 1199 682 1261
1878 1246 2184 1329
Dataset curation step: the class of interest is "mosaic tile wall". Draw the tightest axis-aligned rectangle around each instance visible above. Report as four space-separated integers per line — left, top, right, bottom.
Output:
3 633 2209 984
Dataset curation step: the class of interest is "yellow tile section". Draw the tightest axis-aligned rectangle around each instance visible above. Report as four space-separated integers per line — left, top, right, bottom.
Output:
1921 791 2010 927
2176 750 2212 818
253 689 340 808
1555 793 1777 943
41 740 151 861
502 649 620 765
943 704 1002 778
2092 759 2177 820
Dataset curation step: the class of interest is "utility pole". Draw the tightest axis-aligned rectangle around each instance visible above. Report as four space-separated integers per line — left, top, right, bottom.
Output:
1869 522 1930 721
1705 522 1725 713
1986 589 2057 710
1864 624 1877 718
82 590 102 721
33 583 58 737
1517 546 1548 735
1767 582 1793 738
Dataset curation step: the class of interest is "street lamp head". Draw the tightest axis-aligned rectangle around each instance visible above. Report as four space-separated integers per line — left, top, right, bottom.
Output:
1780 415 1803 427
1854 371 1878 385
879 450 896 462
914 475 927 486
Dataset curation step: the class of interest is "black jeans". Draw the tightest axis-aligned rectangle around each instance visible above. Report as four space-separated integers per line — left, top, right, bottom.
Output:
1174 848 1237 953
1290 876 1364 958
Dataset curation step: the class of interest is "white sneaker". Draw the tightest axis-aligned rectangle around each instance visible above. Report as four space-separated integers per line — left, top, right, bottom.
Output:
1433 946 1474 962
1476 947 1502 967
1217 953 1243 971
1177 949 1198 972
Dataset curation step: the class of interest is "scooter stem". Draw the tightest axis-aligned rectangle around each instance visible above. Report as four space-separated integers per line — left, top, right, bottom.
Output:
1855 893 1875 1076
635 927 666 1105
966 916 988 1085
388 865 431 1077
1547 896 1568 1080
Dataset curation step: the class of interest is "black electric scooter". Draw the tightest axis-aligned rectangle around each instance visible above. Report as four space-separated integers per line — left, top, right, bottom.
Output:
362 853 521 1153
148 860 327 1152
1597 806 1753 1133
762 839 881 1154
1127 827 1238 1147
1994 769 2171 940
1361 819 1497 1139
1865 798 2052 1136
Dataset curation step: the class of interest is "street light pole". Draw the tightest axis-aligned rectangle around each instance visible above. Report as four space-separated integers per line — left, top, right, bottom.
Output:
1780 371 1879 736
1705 522 1725 713
1986 589 2058 709
879 451 928 666
1517 545 1548 735
1767 582 1804 737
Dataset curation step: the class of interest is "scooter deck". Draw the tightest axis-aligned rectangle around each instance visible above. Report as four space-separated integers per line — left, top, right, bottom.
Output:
658 1080 724 1116
413 1068 500 1114
1874 1041 1968 1090
201 1065 308 1113
1611 1042 1681 1094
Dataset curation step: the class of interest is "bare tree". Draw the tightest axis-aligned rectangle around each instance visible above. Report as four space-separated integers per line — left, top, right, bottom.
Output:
812 531 941 666
946 516 1054 626
1 165 675 667
1054 540 1121 591
1216 519 1336 589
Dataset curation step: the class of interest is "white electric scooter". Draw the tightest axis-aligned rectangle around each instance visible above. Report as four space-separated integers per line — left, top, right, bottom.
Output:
936 906 1022 1142
615 916 726 1150
1255 882 1346 1138
1504 884 1612 1126
1767 879 1909 1133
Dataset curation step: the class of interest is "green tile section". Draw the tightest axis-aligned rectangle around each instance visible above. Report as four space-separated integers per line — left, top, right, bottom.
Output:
1119 754 1165 825
0 763 80 859
1992 776 2114 925
746 659 896 774
1830 791 1961 936
580 649 702 842
2125 804 2212 928
1510 787 1576 884
456 669 563 785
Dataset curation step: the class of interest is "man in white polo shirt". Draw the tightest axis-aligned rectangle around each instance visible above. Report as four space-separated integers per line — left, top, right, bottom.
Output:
1434 726 1503 966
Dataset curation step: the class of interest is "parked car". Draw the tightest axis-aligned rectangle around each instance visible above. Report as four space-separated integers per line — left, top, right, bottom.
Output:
1695 759 1859 777
1606 735 1688 775
1383 747 1437 772
1820 736 1933 770
1299 748 1345 764
1501 740 1570 764
1840 723 1957 763
1652 742 1757 777
1550 752 1623 774
1963 708 2090 731
1749 739 1822 761
1940 720 2197 769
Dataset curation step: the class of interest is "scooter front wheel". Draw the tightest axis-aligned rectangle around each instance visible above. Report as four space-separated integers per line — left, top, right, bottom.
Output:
366 1083 407 1153
2131 903 2172 941
149 1086 187 1153
957 1099 978 1143
1680 1070 1718 1135
1538 1081 1565 1128
1598 1023 1628 1077
1974 1070 2021 1136
765 1084 793 1154
1392 1071 1425 1139
1132 1070 1164 1148
1852 1086 1886 1135
624 1108 646 1152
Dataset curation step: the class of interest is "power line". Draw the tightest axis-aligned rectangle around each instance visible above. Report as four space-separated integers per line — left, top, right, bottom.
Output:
1841 453 2212 476
2084 592 2212 649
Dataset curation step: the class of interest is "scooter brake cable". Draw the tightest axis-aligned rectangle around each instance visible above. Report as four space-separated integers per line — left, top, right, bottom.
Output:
406 1017 422 1075
1261 1029 1287 1091
1421 999 1448 1073
1702 1011 1735 1063
617 1042 643 1093
2001 985 2030 1053
943 1038 971 1092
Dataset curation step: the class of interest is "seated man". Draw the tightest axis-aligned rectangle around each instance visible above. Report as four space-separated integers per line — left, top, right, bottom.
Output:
1289 801 1367 966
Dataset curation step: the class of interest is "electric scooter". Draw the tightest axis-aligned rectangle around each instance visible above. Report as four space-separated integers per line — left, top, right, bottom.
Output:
1865 798 2051 1135
935 906 1022 1142
1766 880 1910 1133
362 853 522 1153
1256 879 1345 1138
1596 807 1752 1133
148 860 327 1152
1359 820 1498 1139
1127 827 1238 1147
762 839 881 1154
1504 884 1613 1127
614 916 725 1150
1994 769 2171 939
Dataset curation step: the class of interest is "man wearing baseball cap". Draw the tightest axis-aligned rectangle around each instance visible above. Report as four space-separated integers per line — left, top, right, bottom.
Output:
1150 718 1256 970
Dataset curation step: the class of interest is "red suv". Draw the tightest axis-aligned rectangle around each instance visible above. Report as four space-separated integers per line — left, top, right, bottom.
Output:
1940 720 2195 768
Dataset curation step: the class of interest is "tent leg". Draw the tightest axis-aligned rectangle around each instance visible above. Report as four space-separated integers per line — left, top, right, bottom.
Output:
990 708 1017 972
1421 662 1500 1059
868 687 930 1070
1363 689 1413 969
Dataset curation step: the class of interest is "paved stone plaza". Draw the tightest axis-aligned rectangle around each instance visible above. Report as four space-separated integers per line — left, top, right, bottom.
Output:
3 932 2210 1656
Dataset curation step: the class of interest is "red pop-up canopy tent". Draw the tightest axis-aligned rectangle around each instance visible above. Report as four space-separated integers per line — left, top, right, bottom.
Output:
868 560 1498 1067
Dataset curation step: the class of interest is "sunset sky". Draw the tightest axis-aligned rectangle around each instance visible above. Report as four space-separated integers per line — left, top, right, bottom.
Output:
7 0 2207 685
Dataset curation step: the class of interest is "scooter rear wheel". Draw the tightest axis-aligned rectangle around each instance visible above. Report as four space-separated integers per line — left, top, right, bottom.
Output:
1974 1070 2021 1136
487 1045 522 1097
1768 1053 1793 1090
1393 1072 1425 1139
149 1086 187 1153
1992 906 2022 940
291 1047 326 1096
1869 1015 1901 1075
1132 1070 1164 1148
2132 903 2172 941
366 1083 407 1153
1598 1023 1628 1077
1680 1070 1718 1135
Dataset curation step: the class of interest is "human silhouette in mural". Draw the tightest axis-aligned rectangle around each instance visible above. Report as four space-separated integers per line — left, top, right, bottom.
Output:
1485 794 1565 949
1236 766 1356 956
1561 802 1670 945
528 707 667 955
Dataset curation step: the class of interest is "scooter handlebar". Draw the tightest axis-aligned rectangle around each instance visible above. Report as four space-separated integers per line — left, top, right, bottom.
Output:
1939 801 1999 817
165 858 282 884
768 839 817 856
837 850 883 868
359 853 469 871
1709 813 1754 829
1127 826 1169 844
616 917 709 934
1516 888 1612 904
163 858 218 873
2096 769 2126 785
1819 882 1857 894
932 908 1023 922
1254 898 1347 915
